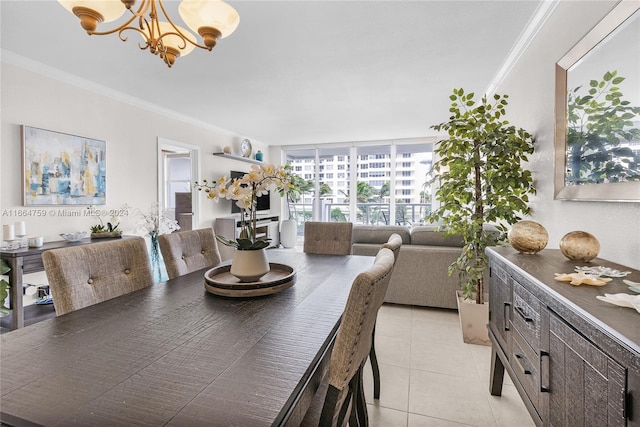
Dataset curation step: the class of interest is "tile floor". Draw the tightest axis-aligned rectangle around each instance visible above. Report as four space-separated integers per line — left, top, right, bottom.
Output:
362 303 535 427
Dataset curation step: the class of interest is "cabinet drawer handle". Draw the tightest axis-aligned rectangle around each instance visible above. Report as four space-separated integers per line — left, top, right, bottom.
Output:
504 302 511 331
514 305 533 323
514 353 532 375
540 350 550 393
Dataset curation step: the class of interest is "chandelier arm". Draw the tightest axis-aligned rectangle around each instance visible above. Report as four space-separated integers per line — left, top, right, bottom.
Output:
116 27 153 51
157 31 188 50
156 0 212 50
87 0 150 36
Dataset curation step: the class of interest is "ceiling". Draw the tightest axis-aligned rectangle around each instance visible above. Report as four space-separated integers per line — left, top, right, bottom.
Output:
1 0 546 146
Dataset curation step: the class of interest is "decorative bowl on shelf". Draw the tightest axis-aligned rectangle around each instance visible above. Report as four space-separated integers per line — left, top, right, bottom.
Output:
60 232 88 242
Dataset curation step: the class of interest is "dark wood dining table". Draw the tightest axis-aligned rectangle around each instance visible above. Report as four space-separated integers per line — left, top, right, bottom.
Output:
0 250 374 427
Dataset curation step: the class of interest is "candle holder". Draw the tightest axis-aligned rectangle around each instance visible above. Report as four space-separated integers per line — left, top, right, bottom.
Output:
16 234 28 248
0 239 20 250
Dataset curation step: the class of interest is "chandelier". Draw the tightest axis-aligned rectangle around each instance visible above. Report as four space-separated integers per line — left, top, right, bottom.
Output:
58 0 240 68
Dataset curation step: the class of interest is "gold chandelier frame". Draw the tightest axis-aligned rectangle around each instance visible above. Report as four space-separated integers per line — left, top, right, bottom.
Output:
62 0 238 68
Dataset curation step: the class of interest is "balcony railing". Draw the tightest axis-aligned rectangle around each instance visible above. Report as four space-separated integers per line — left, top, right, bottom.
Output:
287 202 431 233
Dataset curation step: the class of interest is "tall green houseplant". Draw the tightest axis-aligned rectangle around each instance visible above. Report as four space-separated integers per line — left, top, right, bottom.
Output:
427 89 536 305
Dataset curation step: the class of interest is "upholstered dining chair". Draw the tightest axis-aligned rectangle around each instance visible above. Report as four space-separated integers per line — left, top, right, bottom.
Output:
42 237 153 316
303 222 353 256
370 232 403 400
158 228 222 279
301 247 395 427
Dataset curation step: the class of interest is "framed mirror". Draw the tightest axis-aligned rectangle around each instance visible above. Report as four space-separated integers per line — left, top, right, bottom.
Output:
554 1 640 202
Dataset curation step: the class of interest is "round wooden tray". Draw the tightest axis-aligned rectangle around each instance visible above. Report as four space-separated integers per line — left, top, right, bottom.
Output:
204 263 296 297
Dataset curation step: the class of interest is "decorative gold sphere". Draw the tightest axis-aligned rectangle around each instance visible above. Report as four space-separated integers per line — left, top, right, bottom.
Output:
559 231 600 262
508 220 549 254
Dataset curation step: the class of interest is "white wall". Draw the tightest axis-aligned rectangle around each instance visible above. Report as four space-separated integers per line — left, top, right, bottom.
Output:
0 62 274 242
498 0 640 269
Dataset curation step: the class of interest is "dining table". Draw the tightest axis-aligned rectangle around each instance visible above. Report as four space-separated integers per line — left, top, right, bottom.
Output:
0 250 374 427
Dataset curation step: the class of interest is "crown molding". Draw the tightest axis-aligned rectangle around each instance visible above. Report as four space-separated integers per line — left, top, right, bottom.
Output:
0 49 240 138
485 0 560 97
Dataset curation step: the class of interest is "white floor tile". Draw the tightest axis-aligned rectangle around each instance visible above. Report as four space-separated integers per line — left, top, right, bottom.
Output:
408 413 477 427
363 361 410 412
410 340 477 377
408 370 497 426
374 333 412 368
367 404 409 427
361 305 534 427
487 384 535 427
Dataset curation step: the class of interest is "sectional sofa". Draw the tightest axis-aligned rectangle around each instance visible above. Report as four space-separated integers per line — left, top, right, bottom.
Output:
351 225 468 309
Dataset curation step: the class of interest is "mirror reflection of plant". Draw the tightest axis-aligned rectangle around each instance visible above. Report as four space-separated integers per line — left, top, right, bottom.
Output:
567 70 640 184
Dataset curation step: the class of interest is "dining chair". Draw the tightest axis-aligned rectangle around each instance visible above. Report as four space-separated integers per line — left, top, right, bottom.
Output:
302 247 395 427
303 222 353 256
42 237 153 316
158 228 222 279
370 233 403 400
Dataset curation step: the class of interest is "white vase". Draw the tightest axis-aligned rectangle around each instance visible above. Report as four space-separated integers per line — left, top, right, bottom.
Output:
280 219 297 248
230 248 270 282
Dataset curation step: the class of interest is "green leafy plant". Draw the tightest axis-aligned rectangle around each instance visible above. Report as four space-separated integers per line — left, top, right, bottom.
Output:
1 259 11 317
87 206 122 233
567 70 640 184
427 89 536 304
90 221 120 233
277 171 304 220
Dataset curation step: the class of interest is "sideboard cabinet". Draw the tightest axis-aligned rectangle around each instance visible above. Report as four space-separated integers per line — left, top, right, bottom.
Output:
487 247 640 426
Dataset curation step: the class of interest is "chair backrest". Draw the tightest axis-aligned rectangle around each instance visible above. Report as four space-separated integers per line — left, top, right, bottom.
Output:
42 237 153 316
321 247 395 425
303 222 353 255
158 228 222 279
382 233 403 263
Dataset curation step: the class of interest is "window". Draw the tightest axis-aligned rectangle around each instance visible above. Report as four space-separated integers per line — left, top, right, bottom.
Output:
284 139 434 226
165 154 191 209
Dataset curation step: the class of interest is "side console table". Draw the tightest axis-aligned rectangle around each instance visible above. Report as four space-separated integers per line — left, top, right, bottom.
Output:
1 236 134 330
487 247 640 426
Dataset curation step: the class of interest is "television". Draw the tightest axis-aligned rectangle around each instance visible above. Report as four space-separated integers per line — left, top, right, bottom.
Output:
230 170 271 214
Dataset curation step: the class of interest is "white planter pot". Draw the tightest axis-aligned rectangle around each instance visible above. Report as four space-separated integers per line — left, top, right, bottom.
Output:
456 290 490 346
230 248 270 282
280 219 297 248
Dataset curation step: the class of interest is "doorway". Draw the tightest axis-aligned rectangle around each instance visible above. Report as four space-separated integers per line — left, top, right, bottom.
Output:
157 137 200 231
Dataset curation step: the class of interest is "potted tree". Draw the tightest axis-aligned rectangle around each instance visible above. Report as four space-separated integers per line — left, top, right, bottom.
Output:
427 88 536 345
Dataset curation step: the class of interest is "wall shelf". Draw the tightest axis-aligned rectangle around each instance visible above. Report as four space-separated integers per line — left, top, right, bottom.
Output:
213 152 262 164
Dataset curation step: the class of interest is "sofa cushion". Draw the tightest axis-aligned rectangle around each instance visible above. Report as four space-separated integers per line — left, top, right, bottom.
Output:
410 225 465 247
351 225 411 245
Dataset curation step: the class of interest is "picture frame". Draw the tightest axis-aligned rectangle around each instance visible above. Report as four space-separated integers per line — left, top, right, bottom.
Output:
554 1 640 202
22 125 107 206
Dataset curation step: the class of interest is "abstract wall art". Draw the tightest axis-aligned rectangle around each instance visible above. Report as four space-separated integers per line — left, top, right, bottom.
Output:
22 125 106 205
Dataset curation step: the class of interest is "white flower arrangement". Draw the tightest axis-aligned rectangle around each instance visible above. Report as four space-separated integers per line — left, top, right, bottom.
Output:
195 164 295 250
136 202 180 236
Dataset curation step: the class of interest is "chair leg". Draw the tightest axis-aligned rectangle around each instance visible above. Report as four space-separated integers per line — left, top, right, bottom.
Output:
350 366 369 427
370 321 381 399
